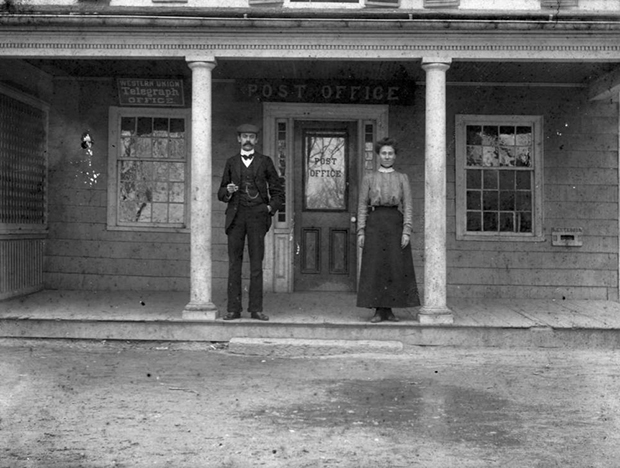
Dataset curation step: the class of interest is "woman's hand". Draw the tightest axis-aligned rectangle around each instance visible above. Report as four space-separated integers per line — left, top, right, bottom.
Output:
358 233 365 249
401 233 410 249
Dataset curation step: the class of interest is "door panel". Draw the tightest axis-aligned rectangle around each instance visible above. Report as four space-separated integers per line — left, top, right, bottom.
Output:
294 120 358 291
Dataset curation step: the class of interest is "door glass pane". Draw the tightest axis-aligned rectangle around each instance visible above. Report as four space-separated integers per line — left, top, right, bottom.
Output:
304 131 347 210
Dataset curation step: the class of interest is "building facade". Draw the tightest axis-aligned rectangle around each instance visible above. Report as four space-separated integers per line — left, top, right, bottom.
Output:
1 0 620 324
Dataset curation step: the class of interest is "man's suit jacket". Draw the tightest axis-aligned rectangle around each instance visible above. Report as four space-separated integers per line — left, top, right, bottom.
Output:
217 151 285 234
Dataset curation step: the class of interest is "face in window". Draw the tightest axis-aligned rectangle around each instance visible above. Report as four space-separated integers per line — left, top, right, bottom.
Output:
378 145 396 169
238 132 258 152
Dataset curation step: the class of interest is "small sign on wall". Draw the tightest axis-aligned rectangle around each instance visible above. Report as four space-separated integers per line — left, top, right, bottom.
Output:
117 78 185 107
551 228 583 247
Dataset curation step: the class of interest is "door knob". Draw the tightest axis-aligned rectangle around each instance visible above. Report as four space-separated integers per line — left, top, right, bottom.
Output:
350 216 357 223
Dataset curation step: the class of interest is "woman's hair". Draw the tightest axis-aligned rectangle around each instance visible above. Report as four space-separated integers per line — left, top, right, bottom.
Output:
374 137 398 155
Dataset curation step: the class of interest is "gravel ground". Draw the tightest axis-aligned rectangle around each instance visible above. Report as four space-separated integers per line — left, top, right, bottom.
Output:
1 339 619 468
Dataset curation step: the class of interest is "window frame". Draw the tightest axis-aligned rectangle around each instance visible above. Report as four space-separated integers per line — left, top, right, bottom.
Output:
107 106 191 233
455 114 544 242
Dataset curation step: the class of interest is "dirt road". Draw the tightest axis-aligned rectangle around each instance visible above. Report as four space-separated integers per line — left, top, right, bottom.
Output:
1 339 619 467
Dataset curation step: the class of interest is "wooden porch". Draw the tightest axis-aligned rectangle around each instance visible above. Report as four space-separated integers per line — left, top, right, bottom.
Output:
1 290 620 349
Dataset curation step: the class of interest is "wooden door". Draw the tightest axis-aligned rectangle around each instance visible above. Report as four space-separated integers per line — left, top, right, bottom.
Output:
293 120 359 291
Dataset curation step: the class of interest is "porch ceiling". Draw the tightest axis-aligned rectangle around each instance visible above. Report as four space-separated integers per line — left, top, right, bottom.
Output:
23 58 620 86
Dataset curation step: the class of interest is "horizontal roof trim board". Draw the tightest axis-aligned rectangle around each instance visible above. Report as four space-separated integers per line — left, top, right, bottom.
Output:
2 6 620 22
4 16 620 33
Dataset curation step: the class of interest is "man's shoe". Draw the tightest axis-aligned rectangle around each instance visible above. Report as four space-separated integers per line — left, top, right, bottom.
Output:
250 312 269 321
223 311 241 320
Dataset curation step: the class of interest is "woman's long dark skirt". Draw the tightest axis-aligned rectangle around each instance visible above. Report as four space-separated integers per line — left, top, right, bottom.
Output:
356 207 420 308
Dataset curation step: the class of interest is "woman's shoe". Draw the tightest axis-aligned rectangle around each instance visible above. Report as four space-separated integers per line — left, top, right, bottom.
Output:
384 309 399 322
370 309 383 323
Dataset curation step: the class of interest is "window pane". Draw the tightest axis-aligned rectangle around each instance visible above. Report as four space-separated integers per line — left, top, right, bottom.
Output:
153 118 169 137
516 126 532 145
516 192 532 211
499 126 515 145
153 138 169 158
304 132 347 210
483 191 499 210
499 171 515 190
121 117 136 136
467 212 482 231
467 190 481 210
482 146 499 166
499 212 514 232
466 146 482 166
483 212 498 231
516 171 531 189
169 204 184 223
519 212 532 233
500 191 515 211
481 126 498 145
170 118 185 136
483 170 498 189
137 117 152 136
466 125 482 145
498 146 515 167
516 147 531 167
466 169 481 189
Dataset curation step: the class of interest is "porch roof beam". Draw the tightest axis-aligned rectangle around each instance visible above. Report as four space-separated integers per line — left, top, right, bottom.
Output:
3 11 620 33
4 5 620 24
3 31 620 62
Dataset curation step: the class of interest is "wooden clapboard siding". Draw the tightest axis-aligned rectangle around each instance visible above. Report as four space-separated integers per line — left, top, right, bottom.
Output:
43 79 261 291
49 272 190 291
450 251 616 270
445 85 618 300
448 285 609 300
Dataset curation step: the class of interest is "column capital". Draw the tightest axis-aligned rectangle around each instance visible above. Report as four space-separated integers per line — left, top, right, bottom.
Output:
186 56 218 69
421 57 452 72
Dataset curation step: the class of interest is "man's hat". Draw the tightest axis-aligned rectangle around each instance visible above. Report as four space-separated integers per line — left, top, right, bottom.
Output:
236 123 260 135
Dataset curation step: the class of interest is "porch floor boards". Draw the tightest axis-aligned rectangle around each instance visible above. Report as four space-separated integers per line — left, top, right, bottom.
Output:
2 290 620 349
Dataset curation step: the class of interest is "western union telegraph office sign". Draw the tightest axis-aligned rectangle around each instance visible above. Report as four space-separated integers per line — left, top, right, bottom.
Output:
117 78 185 107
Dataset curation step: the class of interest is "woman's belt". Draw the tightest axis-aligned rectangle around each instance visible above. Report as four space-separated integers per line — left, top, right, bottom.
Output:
368 205 398 211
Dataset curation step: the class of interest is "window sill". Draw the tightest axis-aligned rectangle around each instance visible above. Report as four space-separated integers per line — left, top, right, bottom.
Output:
107 225 190 234
457 233 545 242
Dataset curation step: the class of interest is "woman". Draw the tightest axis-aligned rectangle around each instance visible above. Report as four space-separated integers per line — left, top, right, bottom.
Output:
356 137 420 323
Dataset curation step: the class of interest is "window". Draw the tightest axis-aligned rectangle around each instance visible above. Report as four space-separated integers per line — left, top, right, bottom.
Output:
107 107 190 231
455 115 543 242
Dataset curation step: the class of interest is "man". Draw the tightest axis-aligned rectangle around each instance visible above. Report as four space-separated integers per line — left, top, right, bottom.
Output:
217 124 285 321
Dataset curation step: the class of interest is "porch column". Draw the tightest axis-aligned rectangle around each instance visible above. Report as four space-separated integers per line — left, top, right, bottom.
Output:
183 57 218 320
419 58 454 325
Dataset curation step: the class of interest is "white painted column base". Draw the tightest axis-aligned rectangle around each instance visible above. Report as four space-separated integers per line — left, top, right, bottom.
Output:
418 307 454 325
182 303 218 321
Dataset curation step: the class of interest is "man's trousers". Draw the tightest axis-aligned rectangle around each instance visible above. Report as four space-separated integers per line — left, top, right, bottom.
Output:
226 205 269 313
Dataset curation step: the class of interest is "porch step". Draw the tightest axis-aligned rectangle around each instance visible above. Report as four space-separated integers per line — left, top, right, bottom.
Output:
228 337 403 357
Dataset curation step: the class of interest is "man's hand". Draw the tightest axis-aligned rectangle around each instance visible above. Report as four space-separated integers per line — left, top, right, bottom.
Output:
227 183 238 194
